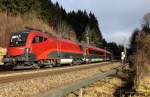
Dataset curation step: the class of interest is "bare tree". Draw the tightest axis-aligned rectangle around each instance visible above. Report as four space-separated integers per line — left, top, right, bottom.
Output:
57 21 77 41
143 13 150 27
142 13 150 33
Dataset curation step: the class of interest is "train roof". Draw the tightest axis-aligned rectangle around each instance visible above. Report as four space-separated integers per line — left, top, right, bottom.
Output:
26 30 81 45
87 45 112 55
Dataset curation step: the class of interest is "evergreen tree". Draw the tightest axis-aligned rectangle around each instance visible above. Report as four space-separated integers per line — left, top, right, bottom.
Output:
0 0 105 48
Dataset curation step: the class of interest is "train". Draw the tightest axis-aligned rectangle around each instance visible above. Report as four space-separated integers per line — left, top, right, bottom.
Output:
3 28 112 68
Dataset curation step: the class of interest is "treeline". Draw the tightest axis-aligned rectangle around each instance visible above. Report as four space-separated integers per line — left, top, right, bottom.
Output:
129 13 150 83
0 0 104 47
107 42 124 59
130 13 150 57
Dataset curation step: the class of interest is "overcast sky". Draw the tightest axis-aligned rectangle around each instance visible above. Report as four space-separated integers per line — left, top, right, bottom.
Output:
51 0 150 45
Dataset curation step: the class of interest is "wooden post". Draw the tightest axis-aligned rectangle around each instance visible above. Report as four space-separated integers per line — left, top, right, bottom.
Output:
79 88 83 97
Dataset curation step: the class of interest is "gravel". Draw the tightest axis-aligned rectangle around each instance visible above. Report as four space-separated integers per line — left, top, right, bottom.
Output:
0 63 120 97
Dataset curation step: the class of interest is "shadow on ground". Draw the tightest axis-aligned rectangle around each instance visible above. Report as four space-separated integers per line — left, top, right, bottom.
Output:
0 65 13 71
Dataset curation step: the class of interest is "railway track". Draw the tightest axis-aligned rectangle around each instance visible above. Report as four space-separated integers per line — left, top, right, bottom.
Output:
0 62 113 83
0 62 121 97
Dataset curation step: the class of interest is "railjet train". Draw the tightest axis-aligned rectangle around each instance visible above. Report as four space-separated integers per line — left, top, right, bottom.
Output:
3 28 112 68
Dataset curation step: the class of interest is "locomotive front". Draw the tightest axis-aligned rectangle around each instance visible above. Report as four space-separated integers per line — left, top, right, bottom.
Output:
3 31 35 65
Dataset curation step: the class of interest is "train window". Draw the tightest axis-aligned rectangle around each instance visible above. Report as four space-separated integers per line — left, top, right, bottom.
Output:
89 50 96 54
44 37 47 41
39 36 43 42
9 32 29 47
32 36 43 43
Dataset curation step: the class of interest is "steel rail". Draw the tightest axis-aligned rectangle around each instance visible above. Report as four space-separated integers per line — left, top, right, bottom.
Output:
0 62 112 83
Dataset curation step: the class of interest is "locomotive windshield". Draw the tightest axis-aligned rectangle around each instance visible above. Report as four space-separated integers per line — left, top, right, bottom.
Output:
9 32 29 47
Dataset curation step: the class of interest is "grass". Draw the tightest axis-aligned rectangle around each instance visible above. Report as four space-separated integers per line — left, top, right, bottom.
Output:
133 69 150 97
84 77 122 97
66 77 122 97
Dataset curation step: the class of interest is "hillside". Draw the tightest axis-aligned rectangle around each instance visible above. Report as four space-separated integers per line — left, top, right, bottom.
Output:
0 0 104 48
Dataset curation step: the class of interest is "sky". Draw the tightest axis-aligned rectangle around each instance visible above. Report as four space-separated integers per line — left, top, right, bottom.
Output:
51 0 150 45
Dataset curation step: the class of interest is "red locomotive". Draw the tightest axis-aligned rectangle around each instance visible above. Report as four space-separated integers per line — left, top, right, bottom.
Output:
3 28 112 68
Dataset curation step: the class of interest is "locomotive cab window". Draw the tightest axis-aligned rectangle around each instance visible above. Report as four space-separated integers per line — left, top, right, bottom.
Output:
44 37 47 41
9 31 29 47
32 36 43 43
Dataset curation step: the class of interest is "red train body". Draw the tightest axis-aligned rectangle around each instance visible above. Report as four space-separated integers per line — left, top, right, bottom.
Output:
86 46 112 62
3 28 112 68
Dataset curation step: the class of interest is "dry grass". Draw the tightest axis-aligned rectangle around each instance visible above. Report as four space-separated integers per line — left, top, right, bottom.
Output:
83 77 122 97
0 12 54 47
66 77 122 97
132 72 150 97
